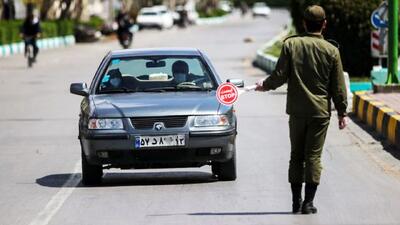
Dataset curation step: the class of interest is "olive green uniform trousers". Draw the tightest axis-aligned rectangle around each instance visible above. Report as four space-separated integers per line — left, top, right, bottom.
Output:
288 116 330 184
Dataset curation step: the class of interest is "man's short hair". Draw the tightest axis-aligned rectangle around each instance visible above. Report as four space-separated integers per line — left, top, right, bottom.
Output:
304 5 326 32
304 19 325 33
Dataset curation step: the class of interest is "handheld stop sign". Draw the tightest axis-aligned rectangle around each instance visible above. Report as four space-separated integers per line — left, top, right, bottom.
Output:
216 82 239 105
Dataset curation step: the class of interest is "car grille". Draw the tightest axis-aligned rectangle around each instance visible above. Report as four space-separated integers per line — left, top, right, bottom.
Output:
130 116 188 129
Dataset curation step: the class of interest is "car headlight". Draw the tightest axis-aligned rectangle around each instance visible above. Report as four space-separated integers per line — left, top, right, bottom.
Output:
193 115 230 127
88 118 123 130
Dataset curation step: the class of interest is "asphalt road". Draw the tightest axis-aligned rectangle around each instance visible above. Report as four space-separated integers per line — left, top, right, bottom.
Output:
1 10 400 225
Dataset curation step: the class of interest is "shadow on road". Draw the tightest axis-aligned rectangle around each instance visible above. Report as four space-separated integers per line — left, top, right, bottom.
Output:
148 211 293 217
188 212 293 216
36 171 217 188
0 65 31 71
349 114 400 160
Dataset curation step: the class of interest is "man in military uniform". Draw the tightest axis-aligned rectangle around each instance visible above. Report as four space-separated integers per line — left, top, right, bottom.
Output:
255 5 348 214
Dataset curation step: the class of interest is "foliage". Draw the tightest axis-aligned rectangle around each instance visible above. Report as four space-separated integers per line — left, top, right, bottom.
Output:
264 26 297 57
77 15 105 30
57 19 74 36
41 21 59 38
230 0 289 7
0 19 75 45
198 8 228 18
289 0 382 77
0 20 23 44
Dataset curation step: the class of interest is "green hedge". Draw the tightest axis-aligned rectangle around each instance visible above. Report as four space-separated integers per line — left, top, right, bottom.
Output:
41 21 58 38
0 17 101 45
57 20 74 36
289 0 381 77
232 0 289 7
198 8 229 18
80 15 104 30
0 20 23 44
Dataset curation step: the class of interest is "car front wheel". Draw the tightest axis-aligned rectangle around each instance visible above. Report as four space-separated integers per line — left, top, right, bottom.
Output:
212 147 237 181
81 149 103 185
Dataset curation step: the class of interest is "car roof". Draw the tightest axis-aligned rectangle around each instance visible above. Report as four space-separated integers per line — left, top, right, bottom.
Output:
110 48 203 58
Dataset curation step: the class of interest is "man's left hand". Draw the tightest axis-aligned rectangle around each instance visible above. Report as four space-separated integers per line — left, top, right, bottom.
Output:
338 116 348 130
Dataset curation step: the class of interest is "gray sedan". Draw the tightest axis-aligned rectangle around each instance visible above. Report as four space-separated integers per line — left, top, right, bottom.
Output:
70 48 243 185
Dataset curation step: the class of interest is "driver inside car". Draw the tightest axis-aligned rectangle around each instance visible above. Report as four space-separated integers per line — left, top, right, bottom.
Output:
102 69 124 90
172 60 189 84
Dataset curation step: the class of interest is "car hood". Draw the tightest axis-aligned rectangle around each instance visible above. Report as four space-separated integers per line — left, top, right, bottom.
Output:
92 91 222 118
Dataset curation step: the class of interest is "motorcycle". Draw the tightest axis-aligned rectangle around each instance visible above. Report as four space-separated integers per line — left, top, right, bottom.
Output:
118 30 133 49
24 36 36 68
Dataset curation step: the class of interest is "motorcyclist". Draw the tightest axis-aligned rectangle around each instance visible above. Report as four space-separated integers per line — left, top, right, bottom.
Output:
176 5 188 28
240 1 249 17
20 13 41 61
115 7 133 48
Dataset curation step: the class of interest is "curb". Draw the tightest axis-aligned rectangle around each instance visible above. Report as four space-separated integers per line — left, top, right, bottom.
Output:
353 91 400 149
254 25 290 73
0 35 75 58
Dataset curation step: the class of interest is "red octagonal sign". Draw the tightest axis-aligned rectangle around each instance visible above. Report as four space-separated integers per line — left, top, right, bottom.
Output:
216 82 239 105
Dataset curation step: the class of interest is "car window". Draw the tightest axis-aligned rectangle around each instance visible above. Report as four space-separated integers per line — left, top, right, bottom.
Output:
141 12 157 16
97 56 216 93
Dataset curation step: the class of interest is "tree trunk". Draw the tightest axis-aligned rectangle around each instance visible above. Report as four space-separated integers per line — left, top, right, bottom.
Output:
2 0 16 20
60 0 73 19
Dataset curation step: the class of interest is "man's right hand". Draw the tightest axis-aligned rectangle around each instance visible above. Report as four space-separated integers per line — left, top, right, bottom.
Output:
255 79 266 92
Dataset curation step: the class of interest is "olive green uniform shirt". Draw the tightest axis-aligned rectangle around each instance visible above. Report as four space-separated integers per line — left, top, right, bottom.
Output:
263 33 348 117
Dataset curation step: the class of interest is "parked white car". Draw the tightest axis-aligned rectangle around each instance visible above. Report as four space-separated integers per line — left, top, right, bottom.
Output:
219 0 233 13
187 8 199 24
137 6 174 30
252 2 271 17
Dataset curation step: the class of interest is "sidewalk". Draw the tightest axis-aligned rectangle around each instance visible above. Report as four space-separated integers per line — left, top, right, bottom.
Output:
353 91 400 149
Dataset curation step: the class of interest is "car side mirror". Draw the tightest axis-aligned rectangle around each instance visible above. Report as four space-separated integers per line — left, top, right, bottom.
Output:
227 79 244 88
70 82 89 96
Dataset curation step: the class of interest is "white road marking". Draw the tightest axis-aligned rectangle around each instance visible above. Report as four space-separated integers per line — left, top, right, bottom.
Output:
29 161 81 225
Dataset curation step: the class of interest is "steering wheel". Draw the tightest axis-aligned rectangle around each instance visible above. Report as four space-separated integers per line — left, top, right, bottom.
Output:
176 82 201 89
191 77 207 85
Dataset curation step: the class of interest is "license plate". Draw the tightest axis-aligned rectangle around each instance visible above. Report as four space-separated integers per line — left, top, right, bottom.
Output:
135 134 186 149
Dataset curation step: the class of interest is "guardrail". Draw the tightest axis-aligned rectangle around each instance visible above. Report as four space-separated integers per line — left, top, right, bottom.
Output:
0 35 75 58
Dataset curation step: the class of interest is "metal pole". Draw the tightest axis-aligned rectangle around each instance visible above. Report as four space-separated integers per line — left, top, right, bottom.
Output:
387 0 399 84
109 0 114 22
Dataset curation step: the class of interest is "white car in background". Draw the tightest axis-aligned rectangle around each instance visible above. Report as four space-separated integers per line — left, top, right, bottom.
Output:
137 6 174 30
219 0 233 13
252 2 271 17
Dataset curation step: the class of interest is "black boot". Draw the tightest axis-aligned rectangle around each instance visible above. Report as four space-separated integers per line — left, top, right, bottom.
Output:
302 183 318 214
291 183 302 214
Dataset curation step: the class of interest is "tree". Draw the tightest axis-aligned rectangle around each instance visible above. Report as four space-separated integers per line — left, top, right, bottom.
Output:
290 0 382 77
1 0 16 20
197 0 219 14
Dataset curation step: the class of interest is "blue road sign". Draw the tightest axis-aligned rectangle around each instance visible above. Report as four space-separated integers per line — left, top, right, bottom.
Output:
371 2 388 29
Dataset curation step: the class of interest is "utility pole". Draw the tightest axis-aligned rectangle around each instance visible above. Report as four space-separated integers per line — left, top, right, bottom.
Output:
109 0 114 22
387 0 399 84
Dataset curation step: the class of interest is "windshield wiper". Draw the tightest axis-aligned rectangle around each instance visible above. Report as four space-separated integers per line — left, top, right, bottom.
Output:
140 86 213 92
176 85 212 91
141 87 176 92
99 87 136 94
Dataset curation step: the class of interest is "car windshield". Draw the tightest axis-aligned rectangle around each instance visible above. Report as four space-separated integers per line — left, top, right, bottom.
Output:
97 56 216 94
